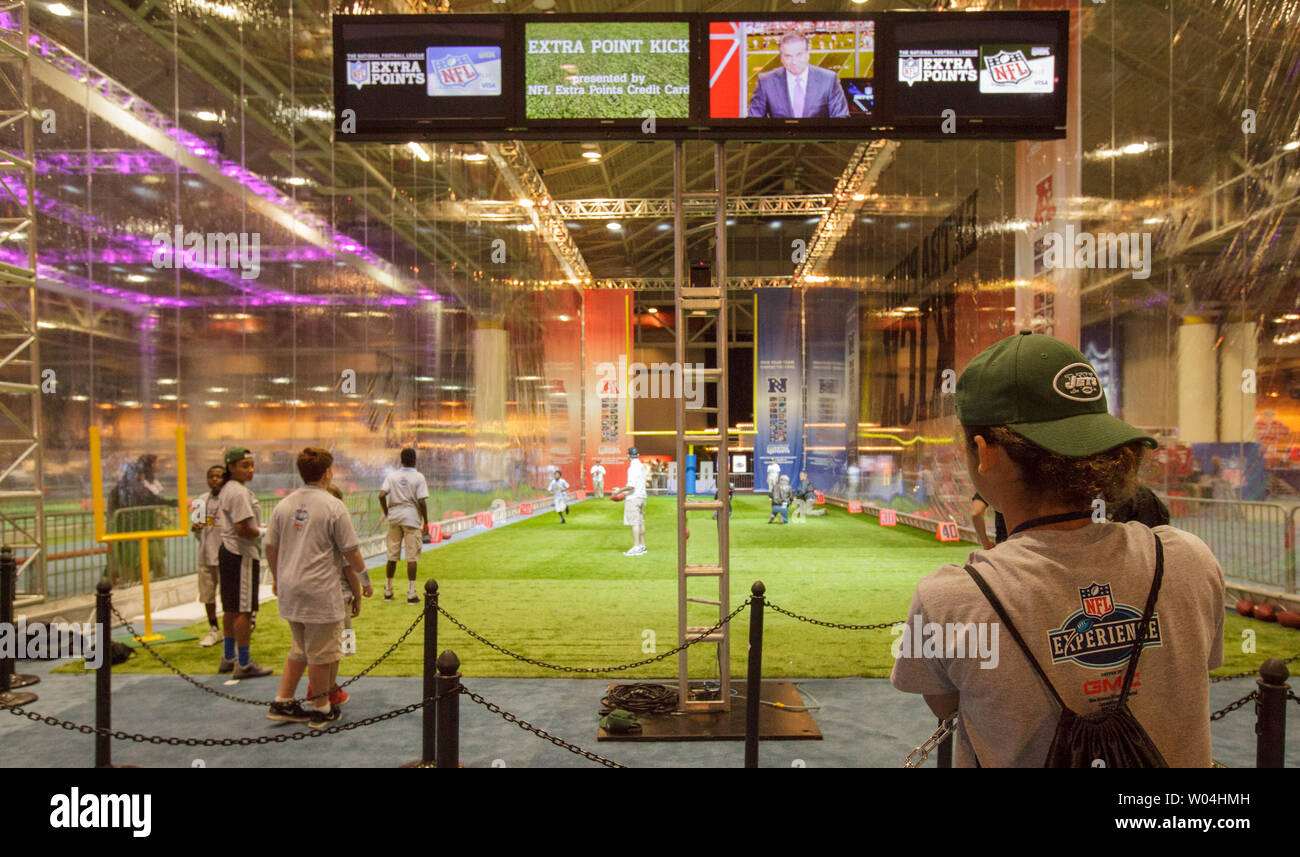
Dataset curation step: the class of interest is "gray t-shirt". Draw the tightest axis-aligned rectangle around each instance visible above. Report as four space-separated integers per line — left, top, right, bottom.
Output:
890 522 1224 767
218 480 262 558
381 467 429 528
266 485 360 624
199 492 223 566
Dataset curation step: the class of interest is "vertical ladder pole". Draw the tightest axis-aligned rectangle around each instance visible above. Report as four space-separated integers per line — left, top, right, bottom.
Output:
674 140 689 711
714 141 730 710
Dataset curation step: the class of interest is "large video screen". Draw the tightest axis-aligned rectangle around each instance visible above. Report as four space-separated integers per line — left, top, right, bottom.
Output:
884 13 1066 128
709 20 876 120
334 17 509 136
524 21 691 120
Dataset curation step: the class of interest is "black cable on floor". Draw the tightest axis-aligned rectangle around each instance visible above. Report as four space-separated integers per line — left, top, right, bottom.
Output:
600 683 679 715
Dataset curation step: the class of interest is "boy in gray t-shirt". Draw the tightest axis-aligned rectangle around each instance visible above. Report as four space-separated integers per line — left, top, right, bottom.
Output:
265 448 366 729
891 332 1223 767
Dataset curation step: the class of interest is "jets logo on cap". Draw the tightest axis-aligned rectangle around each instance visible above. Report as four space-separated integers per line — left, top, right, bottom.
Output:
1052 362 1102 402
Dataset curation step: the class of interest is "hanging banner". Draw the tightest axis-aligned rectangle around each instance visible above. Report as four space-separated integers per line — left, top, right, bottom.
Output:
754 289 803 490
804 289 859 492
583 289 633 487
1015 2 1081 345
537 290 583 487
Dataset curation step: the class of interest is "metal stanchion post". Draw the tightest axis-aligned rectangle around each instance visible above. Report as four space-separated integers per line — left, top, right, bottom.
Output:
94 579 112 768
0 546 38 707
402 579 439 768
744 581 765 769
1255 657 1289 769
936 719 953 769
435 650 461 769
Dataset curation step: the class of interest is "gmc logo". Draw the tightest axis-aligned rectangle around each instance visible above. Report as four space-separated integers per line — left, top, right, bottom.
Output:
1083 673 1140 695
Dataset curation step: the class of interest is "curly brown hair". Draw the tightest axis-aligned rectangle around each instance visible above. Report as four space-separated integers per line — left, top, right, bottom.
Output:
962 425 1147 509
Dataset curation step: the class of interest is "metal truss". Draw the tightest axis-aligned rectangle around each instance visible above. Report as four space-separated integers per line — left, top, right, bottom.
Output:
484 141 592 284
794 139 899 283
0 1 44 601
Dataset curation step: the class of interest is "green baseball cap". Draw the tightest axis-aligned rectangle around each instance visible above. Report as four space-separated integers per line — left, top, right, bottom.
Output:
955 330 1156 457
224 446 252 466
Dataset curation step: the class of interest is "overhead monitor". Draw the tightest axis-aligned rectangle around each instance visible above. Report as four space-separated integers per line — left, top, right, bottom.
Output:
523 20 691 122
708 19 877 124
333 16 510 139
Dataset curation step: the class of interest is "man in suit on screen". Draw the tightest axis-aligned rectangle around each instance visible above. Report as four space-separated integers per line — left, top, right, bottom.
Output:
747 31 849 119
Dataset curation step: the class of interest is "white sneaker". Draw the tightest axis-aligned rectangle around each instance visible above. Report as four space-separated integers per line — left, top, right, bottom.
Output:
198 627 221 647
622 547 643 557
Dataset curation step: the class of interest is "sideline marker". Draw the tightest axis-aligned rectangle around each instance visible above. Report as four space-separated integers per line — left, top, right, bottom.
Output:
848 500 862 514
814 490 825 506
937 521 960 542
879 509 897 527
520 502 533 515
428 522 442 543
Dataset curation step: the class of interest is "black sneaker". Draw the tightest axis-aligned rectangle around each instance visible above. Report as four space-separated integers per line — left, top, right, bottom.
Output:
384 587 394 601
267 700 311 723
407 592 419 604
309 705 342 730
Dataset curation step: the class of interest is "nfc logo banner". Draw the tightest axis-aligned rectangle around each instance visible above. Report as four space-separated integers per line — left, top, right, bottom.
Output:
767 377 787 393
937 522 960 542
879 509 897 527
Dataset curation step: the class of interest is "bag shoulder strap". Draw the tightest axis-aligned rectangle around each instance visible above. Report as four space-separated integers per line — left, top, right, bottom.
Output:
1118 534 1165 704
963 564 1068 711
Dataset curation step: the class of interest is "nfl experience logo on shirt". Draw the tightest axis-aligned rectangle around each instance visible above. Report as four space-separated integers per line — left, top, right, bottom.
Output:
293 506 309 531
1047 582 1162 669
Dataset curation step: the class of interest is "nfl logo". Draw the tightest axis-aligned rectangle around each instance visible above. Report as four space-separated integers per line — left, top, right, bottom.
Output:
900 58 923 86
1079 583 1114 619
347 61 371 89
598 379 619 397
985 50 1032 85
434 53 479 87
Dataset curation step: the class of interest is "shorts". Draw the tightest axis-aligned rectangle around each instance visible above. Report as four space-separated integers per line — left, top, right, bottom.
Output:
386 524 422 561
197 564 219 604
341 588 354 631
218 545 259 614
286 620 345 666
623 495 646 527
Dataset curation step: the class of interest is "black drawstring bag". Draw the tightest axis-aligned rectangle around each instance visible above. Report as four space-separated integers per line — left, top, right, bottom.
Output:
963 533 1168 768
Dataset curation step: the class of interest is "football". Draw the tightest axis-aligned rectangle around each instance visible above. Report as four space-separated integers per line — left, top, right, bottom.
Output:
1277 610 1300 629
1253 603 1277 622
1234 599 1255 617
611 491 627 502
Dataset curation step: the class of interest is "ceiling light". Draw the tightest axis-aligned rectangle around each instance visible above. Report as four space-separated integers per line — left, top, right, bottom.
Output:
127 274 149 282
407 142 431 162
160 394 178 401
71 394 88 402
285 176 310 186
1283 141 1300 152
805 275 828 283
769 221 782 229
556 314 571 322
158 378 177 385
606 222 622 231
897 306 919 313
1283 313 1300 321
582 151 602 160
462 152 488 162
48 2 73 15
207 386 227 393
205 400 221 407
518 198 535 207
271 377 291 384
646 307 658 314
194 110 221 122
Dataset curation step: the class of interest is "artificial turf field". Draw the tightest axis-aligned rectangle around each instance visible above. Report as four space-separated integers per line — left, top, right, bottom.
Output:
72 494 1300 680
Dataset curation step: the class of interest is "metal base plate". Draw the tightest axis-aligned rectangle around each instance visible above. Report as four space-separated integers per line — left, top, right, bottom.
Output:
8 673 39 689
0 691 38 708
597 680 821 742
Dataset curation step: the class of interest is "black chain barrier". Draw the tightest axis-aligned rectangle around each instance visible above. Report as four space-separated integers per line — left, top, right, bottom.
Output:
0 687 455 745
436 598 750 674
108 603 424 707
1210 690 1258 721
764 601 904 631
1210 652 1300 683
1289 691 1299 708
460 687 626 768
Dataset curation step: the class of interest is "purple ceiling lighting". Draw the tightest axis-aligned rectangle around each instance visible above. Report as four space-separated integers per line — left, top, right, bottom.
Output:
0 246 197 308
7 13 448 303
36 150 192 175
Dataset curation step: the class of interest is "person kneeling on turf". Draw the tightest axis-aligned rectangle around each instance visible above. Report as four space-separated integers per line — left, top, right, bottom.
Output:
266 447 365 729
769 474 794 524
